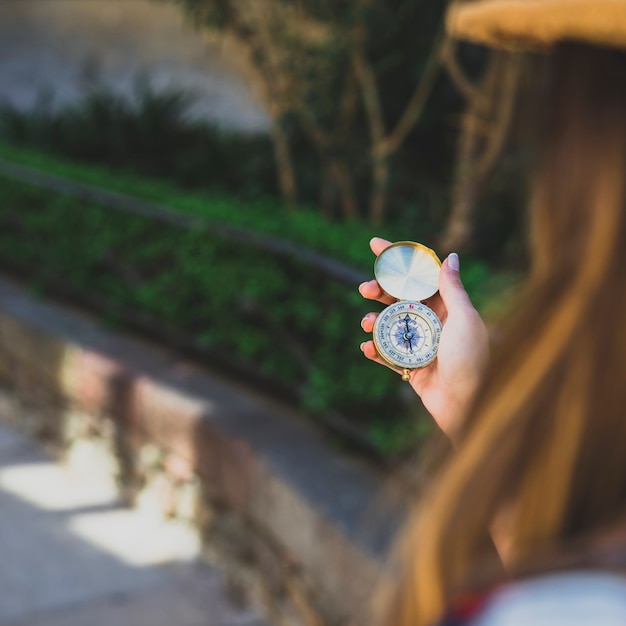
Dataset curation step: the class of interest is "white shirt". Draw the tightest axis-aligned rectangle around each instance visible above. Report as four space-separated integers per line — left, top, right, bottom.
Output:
471 571 626 626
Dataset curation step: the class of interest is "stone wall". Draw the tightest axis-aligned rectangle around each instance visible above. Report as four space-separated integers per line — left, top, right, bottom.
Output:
0 276 392 626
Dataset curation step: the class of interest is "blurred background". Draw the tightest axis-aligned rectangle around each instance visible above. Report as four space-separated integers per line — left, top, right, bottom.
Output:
0 0 532 463
0 1 542 624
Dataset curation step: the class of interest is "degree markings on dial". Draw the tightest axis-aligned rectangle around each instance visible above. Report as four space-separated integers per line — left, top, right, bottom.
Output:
373 299 442 369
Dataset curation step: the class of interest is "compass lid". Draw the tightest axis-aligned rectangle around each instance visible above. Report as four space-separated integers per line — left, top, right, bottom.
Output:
374 241 441 301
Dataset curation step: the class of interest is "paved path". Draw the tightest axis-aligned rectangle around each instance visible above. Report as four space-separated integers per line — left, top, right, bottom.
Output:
0 419 267 626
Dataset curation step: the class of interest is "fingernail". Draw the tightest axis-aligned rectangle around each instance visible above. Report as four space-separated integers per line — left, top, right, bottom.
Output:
448 252 460 272
360 342 367 352
360 314 370 328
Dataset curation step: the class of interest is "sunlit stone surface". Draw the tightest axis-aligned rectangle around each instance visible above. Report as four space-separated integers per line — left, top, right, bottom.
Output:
0 413 265 626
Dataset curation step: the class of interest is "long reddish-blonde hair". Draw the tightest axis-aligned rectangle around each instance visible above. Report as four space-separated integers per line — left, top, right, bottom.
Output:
381 41 626 626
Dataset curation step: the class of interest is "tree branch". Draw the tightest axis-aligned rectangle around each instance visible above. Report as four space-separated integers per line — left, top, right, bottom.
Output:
441 38 489 110
351 28 386 146
475 54 523 179
379 30 446 157
351 25 389 224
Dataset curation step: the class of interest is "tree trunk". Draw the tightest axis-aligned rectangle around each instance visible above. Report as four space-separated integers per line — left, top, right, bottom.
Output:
369 153 389 226
439 51 522 253
352 28 444 226
319 163 336 219
438 110 485 253
270 118 298 208
351 35 388 225
330 159 359 220
219 7 300 208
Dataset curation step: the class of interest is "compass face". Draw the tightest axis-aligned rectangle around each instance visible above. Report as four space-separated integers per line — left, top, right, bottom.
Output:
373 300 441 369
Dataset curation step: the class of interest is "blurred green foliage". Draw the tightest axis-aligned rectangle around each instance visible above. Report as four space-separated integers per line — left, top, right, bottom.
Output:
0 173 401 451
0 147 518 457
0 142 387 265
0 88 280 199
0 0 529 458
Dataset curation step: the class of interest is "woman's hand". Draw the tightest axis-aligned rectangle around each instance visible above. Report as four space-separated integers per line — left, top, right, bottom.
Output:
359 237 489 441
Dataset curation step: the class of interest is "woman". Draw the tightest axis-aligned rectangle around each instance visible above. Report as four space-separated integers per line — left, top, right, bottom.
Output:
359 1 626 624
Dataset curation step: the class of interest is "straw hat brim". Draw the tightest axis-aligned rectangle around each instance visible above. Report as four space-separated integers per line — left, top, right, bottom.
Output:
446 0 626 51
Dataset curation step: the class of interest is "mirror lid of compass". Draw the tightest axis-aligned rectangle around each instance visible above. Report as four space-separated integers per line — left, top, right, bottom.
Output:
374 241 441 302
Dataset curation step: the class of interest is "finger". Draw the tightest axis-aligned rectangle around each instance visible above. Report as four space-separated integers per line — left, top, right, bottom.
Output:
360 340 403 375
358 280 396 305
369 236 393 257
360 312 379 333
439 253 473 314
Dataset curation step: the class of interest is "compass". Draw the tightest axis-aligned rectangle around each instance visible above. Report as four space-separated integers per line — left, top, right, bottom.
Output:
372 242 442 381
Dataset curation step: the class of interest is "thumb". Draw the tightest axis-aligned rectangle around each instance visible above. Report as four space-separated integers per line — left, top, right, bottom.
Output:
439 253 472 313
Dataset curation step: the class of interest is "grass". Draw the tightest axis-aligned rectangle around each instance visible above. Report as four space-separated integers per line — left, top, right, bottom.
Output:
0 141 389 272
0 141 520 308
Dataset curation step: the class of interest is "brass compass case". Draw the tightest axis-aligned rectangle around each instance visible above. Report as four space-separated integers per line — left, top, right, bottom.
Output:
372 242 443 381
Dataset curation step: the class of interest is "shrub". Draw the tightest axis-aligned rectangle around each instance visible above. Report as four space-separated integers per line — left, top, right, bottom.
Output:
0 88 280 201
0 150 518 458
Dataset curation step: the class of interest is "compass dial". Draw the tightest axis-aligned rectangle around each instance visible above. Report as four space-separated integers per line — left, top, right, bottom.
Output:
373 300 442 369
